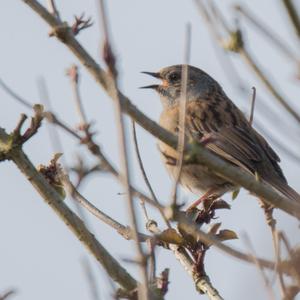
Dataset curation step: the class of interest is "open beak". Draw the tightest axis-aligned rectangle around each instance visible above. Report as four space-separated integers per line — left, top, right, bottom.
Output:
139 84 159 89
140 71 161 89
141 71 161 78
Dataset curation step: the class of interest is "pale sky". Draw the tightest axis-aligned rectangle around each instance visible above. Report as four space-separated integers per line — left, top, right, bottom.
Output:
1 1 299 299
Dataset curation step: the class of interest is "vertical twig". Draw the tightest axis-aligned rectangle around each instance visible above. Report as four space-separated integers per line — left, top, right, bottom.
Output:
239 48 300 124
96 1 149 299
171 23 191 208
66 65 88 125
249 86 256 126
81 257 101 300
235 5 298 62
273 231 287 299
147 239 156 284
38 77 102 296
132 121 171 228
37 77 90 226
47 0 60 19
36 77 65 157
242 233 275 300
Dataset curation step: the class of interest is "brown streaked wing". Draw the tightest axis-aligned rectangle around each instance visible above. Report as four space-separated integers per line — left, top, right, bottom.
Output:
186 101 265 175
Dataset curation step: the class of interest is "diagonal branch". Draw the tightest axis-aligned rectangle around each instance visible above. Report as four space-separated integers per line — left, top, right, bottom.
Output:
0 128 137 292
281 0 300 40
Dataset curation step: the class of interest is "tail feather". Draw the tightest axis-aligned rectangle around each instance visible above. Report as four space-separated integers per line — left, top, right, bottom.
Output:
274 180 300 203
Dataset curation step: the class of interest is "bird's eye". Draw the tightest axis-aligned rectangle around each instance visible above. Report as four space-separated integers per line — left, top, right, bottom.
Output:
168 72 180 82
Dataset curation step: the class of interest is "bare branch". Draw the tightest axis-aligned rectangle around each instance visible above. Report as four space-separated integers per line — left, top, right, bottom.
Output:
249 87 256 126
0 77 32 109
66 65 88 125
239 47 300 124
0 290 16 300
0 128 138 292
235 5 299 62
132 121 171 228
281 0 300 40
61 171 150 242
47 0 60 19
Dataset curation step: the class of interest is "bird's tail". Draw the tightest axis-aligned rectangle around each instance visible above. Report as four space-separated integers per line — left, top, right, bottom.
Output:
274 180 300 203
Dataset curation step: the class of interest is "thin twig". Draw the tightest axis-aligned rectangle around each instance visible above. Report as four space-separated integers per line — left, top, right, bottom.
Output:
239 47 300 124
274 231 287 299
132 121 171 228
258 199 280 291
66 65 88 125
171 24 191 208
47 0 60 19
37 77 94 232
147 239 156 283
61 172 150 242
96 1 149 299
81 257 101 300
0 290 16 300
281 0 300 40
279 232 300 286
235 5 299 62
249 86 256 125
242 233 275 300
0 78 32 109
36 77 65 158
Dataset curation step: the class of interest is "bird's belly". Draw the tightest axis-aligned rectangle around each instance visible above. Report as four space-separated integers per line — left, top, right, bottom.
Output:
158 136 234 197
165 162 230 194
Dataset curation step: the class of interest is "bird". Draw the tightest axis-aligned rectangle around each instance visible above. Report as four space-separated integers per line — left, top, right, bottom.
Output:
141 64 300 209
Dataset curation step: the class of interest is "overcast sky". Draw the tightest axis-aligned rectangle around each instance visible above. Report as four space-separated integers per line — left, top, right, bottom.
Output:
1 1 300 299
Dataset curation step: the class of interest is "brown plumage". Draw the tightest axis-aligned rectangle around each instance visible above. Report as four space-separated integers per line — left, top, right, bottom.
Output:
142 65 300 207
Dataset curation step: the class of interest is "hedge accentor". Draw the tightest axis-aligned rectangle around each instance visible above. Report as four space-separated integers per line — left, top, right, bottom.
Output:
142 64 300 208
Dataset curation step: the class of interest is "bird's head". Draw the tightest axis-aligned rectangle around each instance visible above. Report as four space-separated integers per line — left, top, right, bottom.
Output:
141 64 219 108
